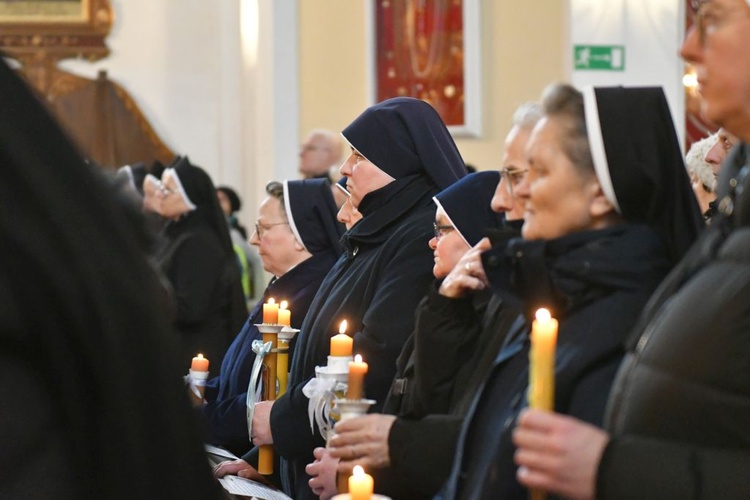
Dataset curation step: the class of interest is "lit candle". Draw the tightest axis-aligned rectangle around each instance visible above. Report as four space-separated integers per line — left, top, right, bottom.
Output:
348 465 374 500
191 353 209 372
278 300 291 327
347 354 368 400
529 308 558 411
330 320 353 357
263 298 279 324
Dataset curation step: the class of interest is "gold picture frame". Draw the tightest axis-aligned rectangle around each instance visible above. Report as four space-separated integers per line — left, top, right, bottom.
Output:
0 0 113 96
0 0 89 24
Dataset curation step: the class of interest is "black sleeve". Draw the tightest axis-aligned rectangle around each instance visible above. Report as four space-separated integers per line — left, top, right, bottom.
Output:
407 283 481 417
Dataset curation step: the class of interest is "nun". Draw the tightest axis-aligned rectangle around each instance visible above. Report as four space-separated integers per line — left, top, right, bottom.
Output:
440 84 703 499
155 157 248 368
229 97 466 499
200 179 343 457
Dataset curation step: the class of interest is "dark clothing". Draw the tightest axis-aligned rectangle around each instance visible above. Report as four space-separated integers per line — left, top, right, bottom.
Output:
271 175 438 499
0 57 222 499
596 144 750 499
373 284 523 499
200 251 337 456
444 224 673 499
157 211 245 367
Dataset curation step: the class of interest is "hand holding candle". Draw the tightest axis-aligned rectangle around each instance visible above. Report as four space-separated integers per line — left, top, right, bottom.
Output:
347 354 368 400
263 297 279 324
529 308 558 411
348 465 374 500
330 320 353 357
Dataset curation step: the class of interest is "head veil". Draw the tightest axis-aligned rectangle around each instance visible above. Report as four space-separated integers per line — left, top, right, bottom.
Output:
582 86 703 262
341 97 466 190
283 178 345 255
433 171 505 247
164 156 235 260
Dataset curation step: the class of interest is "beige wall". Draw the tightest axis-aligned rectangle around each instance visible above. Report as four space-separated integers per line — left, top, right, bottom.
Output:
298 0 567 171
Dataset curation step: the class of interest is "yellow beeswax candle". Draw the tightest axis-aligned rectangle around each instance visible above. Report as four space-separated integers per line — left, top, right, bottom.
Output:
349 465 374 500
263 298 279 324
190 353 209 372
529 308 558 411
278 300 291 327
330 320 353 357
347 354 368 400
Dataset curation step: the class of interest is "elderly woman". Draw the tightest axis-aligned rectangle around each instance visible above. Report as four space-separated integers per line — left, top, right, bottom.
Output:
440 84 702 499
155 157 248 367
219 97 466 499
200 179 343 457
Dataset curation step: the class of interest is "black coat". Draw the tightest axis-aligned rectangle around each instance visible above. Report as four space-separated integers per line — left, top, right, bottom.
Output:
371 281 522 499
596 144 750 499
157 211 245 368
200 251 338 456
271 175 438 499
442 224 673 500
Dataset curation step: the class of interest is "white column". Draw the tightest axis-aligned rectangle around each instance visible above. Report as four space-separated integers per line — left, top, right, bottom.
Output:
239 0 299 222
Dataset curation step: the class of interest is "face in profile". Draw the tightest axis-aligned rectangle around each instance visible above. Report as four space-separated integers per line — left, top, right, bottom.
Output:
429 207 471 279
249 195 299 277
491 125 532 220
337 197 362 230
516 116 602 241
142 176 163 214
158 173 191 220
680 0 750 134
339 148 395 208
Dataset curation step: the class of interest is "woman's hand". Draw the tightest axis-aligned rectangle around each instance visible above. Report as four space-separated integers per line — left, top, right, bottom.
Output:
251 401 275 445
306 447 339 500
513 409 609 500
213 459 251 478
328 414 397 474
439 238 492 298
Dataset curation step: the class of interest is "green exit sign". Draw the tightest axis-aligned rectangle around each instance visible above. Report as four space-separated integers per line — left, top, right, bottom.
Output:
574 45 625 71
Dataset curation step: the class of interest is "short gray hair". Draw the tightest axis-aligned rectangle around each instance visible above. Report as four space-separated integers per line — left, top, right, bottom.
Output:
540 83 594 178
512 102 543 130
265 181 287 217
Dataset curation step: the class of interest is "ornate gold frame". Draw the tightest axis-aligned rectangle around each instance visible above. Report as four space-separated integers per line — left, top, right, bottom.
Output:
0 0 113 97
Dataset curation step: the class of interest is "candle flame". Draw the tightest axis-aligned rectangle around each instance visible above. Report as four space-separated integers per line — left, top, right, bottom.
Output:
339 320 348 334
280 300 288 310
197 353 204 359
353 465 365 477
535 308 551 322
268 297 276 305
355 354 362 363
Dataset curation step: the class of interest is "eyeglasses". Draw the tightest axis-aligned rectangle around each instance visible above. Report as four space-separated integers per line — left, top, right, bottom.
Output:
499 167 529 198
254 221 289 239
433 222 455 241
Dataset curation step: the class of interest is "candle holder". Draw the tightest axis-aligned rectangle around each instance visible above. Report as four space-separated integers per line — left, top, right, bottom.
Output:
332 398 377 422
248 324 284 475
187 369 209 399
